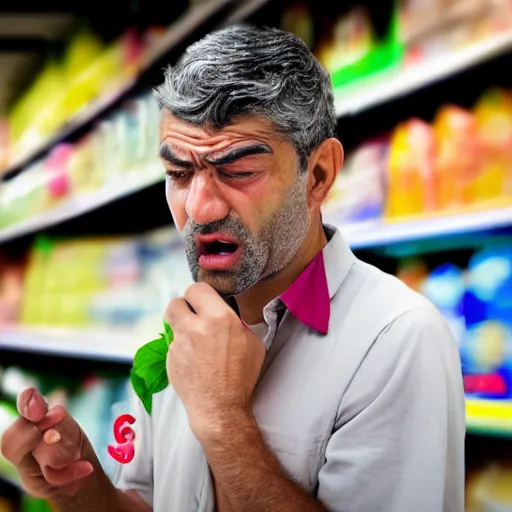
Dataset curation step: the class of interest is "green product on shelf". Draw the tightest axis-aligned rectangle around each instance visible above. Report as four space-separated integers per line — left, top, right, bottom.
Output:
330 3 404 91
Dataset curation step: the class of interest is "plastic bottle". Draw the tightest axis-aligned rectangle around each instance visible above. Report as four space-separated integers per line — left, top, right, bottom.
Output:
474 88 512 204
386 118 436 219
433 105 483 211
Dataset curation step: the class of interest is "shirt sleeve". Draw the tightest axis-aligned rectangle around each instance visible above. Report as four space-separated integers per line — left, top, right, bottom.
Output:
111 389 154 508
317 308 466 512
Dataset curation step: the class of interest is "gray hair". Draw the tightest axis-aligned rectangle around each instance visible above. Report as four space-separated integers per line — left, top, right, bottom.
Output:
154 25 337 170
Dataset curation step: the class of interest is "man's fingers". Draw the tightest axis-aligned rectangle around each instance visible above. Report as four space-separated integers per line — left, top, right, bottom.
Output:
32 412 84 470
42 460 94 487
165 297 195 328
183 282 228 316
1 404 73 471
17 388 48 423
36 405 67 431
1 416 42 467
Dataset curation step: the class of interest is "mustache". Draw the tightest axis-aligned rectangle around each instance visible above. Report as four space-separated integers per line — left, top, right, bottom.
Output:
182 216 250 238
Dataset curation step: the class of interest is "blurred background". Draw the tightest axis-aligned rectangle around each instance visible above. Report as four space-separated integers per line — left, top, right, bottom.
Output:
0 0 511 510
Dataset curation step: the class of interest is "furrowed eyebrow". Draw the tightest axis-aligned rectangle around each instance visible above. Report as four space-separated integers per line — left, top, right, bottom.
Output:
159 145 193 168
205 144 273 166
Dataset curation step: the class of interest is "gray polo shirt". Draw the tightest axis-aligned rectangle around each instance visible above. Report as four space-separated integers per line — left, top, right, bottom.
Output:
114 225 466 512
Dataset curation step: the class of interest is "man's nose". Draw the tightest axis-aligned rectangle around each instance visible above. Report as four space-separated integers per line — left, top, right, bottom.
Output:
185 172 230 225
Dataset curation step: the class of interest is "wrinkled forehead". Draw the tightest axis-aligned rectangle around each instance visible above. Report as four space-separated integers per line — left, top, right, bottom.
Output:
159 110 279 159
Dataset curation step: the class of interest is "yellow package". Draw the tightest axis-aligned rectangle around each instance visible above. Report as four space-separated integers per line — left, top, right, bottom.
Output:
433 105 483 211
474 87 512 203
386 118 436 219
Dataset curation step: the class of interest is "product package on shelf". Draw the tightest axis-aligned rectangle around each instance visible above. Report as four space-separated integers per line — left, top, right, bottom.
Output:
433 104 484 210
322 137 388 226
386 118 436 218
474 88 512 200
1 227 192 339
396 239 512 401
462 245 512 399
0 252 25 326
295 0 512 98
0 91 161 231
399 0 512 65
318 4 405 91
3 25 145 168
0 0 212 175
322 85 512 226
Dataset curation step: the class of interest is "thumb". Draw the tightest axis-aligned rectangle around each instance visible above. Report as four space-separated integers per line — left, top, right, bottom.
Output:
17 388 48 423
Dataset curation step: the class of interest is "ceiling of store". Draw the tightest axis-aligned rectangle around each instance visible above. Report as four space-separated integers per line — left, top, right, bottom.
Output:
0 13 76 115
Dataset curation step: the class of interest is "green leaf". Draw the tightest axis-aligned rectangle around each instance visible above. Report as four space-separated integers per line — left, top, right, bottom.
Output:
130 371 153 415
164 321 173 347
130 323 174 415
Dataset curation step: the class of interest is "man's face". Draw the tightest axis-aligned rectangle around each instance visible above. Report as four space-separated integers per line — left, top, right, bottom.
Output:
159 111 311 296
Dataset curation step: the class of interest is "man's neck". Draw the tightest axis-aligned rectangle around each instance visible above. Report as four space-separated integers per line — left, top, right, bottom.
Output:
235 219 328 325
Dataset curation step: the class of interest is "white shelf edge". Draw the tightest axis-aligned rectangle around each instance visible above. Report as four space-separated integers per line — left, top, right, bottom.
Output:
219 0 272 26
337 206 512 249
142 0 235 69
0 327 136 363
0 166 163 244
335 30 512 117
466 398 512 437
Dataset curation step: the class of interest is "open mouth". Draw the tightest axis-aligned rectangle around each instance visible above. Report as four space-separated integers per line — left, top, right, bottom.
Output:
200 240 239 256
195 234 242 270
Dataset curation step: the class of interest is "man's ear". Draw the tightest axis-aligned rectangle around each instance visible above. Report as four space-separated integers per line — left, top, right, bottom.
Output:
307 138 344 210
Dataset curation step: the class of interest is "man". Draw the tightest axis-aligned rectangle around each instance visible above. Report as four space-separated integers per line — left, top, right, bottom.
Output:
1 25 465 512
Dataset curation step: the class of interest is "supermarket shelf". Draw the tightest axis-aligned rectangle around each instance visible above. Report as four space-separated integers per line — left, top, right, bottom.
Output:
1 12 510 179
1 0 257 179
466 398 512 438
0 165 163 244
0 326 137 363
334 30 512 117
338 206 512 249
2 192 511 247
219 0 272 26
2 80 136 180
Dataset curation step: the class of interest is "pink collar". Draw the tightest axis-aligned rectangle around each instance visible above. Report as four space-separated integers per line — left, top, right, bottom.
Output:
280 250 330 335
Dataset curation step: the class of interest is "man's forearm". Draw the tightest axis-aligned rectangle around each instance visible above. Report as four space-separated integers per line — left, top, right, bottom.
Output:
200 409 327 512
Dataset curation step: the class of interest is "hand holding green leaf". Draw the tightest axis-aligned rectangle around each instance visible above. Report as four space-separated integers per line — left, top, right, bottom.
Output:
130 321 173 414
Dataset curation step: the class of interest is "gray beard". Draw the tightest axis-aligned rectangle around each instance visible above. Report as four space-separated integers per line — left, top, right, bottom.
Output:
181 172 310 296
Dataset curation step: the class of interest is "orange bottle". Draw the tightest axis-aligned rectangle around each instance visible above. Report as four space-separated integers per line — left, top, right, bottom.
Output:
433 105 483 211
474 88 512 203
386 118 436 219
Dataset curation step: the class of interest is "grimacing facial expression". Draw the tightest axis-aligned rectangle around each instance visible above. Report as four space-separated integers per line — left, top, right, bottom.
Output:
159 111 311 296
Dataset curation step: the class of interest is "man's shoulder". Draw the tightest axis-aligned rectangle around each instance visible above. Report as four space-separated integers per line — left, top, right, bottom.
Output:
330 256 444 342
323 255 462 429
